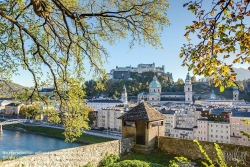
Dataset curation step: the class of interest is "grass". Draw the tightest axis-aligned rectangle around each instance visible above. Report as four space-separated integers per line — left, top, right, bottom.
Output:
121 151 174 165
3 123 114 144
121 150 204 166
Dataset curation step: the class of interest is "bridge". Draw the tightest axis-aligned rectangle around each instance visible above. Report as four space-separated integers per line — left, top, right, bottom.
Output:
0 119 27 134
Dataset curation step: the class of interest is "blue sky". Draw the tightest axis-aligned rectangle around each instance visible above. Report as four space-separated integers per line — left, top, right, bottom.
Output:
13 0 249 87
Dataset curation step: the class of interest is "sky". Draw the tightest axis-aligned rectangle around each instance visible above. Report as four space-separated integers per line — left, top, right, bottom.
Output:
12 0 249 87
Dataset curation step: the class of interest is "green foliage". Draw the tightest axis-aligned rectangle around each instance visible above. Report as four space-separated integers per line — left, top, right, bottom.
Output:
98 152 164 167
87 109 96 127
169 157 192 167
112 160 163 167
84 72 175 98
83 162 95 167
181 0 250 89
19 105 42 120
100 153 120 167
0 0 169 141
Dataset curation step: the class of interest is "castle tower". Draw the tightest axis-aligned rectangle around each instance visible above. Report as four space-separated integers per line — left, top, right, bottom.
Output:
233 86 239 101
121 85 128 104
184 72 193 103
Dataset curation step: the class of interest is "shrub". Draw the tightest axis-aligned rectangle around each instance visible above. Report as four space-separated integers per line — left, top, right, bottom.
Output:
112 160 164 167
100 153 120 166
83 162 95 167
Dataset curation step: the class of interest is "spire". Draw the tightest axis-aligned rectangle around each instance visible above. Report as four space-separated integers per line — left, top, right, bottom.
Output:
185 72 190 81
153 75 157 81
123 85 126 92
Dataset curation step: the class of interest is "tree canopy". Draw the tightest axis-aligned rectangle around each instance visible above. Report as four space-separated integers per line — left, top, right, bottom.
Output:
180 0 250 92
0 0 169 141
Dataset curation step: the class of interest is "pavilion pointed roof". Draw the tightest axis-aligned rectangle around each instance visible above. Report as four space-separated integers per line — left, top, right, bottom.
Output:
118 102 165 121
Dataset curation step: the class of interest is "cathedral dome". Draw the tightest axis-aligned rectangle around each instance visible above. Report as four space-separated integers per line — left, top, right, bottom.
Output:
149 76 161 88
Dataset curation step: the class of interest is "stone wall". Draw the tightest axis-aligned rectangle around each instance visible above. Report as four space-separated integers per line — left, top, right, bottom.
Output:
147 123 164 147
0 138 134 167
157 136 250 165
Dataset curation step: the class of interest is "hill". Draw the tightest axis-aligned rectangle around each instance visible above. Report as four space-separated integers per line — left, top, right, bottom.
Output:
0 81 26 98
193 82 250 102
233 67 250 81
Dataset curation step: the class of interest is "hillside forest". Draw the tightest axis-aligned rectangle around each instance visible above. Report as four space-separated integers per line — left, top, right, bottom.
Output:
83 72 250 102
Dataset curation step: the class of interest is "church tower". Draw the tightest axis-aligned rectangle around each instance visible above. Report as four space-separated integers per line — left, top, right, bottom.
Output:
184 72 193 103
121 85 128 104
233 86 239 101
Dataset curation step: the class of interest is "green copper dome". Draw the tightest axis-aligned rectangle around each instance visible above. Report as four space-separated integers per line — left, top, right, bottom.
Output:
233 86 239 91
149 76 161 88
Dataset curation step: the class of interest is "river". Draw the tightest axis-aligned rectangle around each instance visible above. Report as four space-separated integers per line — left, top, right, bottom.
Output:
0 129 82 160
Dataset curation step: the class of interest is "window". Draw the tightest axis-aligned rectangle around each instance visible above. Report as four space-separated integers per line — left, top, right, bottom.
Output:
211 135 213 137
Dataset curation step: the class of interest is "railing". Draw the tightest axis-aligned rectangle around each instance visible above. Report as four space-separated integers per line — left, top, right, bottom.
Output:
0 119 27 125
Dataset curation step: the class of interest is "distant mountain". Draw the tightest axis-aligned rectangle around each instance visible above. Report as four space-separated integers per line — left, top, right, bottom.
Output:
233 67 250 81
0 81 26 97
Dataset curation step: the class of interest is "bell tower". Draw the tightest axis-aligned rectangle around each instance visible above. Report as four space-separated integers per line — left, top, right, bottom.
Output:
184 72 193 103
121 85 128 104
233 87 239 101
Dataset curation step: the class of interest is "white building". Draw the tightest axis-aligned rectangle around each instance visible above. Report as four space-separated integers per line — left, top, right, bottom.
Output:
5 103 23 115
0 99 13 113
160 109 177 137
193 118 209 141
173 127 194 140
97 107 125 132
137 72 193 105
86 86 127 111
208 122 230 144
230 111 250 146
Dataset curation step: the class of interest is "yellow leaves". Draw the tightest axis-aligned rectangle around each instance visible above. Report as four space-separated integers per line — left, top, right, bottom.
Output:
233 57 241 63
211 9 215 16
184 32 190 41
220 85 225 92
223 8 229 15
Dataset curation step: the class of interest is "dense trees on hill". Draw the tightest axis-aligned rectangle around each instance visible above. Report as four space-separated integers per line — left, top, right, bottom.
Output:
84 72 183 99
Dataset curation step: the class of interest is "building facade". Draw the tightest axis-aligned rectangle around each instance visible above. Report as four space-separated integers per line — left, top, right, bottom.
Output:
86 86 128 111
137 73 192 105
208 122 230 144
230 112 250 146
97 107 124 132
5 103 23 115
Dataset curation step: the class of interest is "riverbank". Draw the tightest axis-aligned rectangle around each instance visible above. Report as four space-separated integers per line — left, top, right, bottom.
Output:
2 123 114 144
